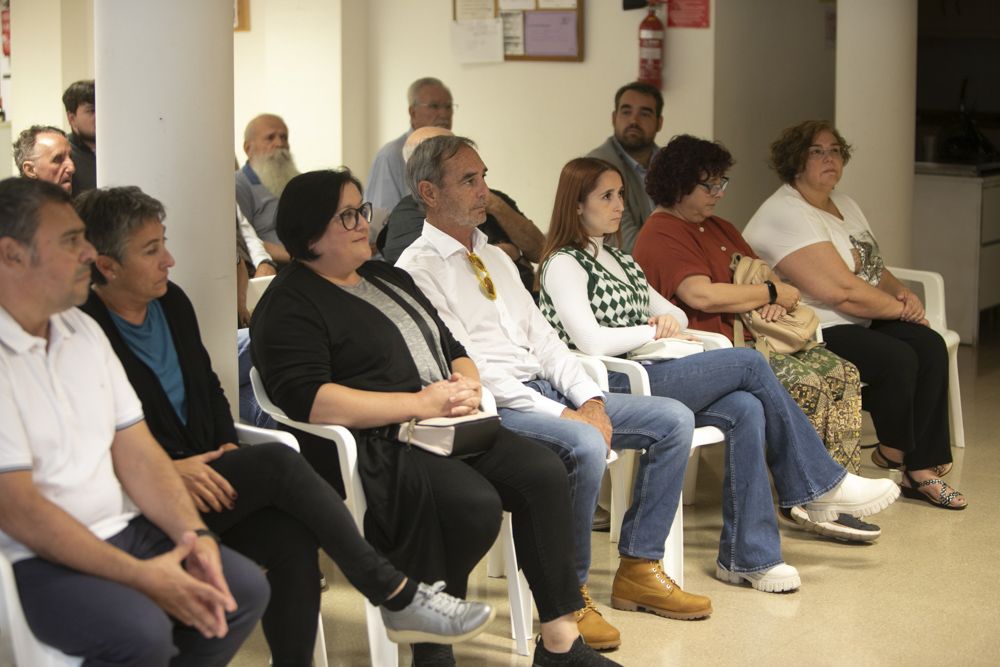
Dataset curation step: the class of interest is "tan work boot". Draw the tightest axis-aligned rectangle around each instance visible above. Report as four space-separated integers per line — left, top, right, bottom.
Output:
575 584 621 650
611 557 712 620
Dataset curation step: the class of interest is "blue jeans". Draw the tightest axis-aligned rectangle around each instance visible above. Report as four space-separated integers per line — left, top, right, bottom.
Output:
608 347 846 573
499 383 693 585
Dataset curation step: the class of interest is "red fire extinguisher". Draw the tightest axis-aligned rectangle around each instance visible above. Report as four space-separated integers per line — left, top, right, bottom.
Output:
638 1 664 89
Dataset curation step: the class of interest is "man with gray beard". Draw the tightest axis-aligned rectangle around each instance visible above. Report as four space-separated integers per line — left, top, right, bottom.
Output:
236 114 300 264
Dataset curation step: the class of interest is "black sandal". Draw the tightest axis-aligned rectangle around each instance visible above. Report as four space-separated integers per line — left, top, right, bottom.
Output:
871 444 903 470
900 470 967 510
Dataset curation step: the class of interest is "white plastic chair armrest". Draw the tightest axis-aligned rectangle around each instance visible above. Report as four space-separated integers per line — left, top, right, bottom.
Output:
234 422 301 452
887 266 949 332
682 328 733 350
590 355 650 396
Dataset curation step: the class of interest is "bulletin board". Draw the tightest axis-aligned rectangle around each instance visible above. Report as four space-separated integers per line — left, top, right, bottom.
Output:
453 0 585 62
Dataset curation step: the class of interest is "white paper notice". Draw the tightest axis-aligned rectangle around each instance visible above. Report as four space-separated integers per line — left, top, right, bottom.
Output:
451 19 505 63
538 0 577 8
499 0 535 9
455 0 496 21
501 12 525 56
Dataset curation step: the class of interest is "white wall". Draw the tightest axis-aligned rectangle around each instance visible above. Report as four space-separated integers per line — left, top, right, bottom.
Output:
233 0 342 170
713 0 835 227
7 0 93 170
360 0 715 230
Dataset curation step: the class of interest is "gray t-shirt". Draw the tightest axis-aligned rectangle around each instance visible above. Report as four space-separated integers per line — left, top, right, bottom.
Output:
341 278 447 385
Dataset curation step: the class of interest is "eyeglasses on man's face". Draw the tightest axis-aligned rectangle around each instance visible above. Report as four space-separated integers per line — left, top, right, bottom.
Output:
334 202 373 231
807 145 844 161
697 177 730 197
413 102 457 112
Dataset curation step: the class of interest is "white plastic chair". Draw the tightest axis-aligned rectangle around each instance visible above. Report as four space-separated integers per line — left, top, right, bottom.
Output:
887 267 965 448
251 369 533 663
234 423 329 667
573 328 730 588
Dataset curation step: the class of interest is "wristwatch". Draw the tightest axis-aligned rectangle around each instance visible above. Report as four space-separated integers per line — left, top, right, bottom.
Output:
763 280 778 305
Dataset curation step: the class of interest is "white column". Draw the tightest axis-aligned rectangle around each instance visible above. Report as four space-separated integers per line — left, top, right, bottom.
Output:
95 0 238 410
836 0 917 265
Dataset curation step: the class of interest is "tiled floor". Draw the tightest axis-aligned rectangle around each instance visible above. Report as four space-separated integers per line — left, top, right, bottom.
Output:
233 325 1000 666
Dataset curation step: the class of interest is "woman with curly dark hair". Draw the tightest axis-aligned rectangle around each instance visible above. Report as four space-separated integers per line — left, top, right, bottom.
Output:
633 134 880 540
743 121 965 511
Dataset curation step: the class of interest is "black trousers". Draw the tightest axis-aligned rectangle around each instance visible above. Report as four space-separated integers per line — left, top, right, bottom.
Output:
822 320 951 469
302 428 582 624
205 443 405 667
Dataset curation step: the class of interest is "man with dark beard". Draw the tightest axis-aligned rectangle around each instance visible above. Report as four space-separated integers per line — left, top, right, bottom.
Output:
236 113 299 264
62 80 97 194
586 82 664 254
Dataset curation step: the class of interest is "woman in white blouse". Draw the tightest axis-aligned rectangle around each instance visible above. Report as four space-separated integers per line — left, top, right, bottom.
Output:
537 157 900 593
744 120 965 510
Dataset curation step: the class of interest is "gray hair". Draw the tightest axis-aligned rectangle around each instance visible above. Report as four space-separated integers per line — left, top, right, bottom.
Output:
0 177 72 247
13 125 67 174
74 186 166 285
405 135 477 207
407 77 449 106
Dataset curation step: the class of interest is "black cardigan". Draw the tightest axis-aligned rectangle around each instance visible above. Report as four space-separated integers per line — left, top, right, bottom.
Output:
249 260 469 569
82 283 237 459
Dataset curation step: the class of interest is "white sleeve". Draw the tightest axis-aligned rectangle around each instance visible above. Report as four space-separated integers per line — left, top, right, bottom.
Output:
746 189 833 267
238 210 273 267
541 253 655 357
647 286 688 327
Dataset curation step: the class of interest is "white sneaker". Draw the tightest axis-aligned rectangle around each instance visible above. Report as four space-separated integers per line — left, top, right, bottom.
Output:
381 581 495 645
803 473 900 523
716 563 801 593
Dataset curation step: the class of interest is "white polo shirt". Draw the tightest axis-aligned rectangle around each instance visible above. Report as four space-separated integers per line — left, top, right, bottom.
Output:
0 305 143 563
396 223 604 416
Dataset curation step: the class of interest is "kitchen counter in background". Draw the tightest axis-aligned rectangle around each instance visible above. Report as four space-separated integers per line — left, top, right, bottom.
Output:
916 161 1000 177
913 169 1000 344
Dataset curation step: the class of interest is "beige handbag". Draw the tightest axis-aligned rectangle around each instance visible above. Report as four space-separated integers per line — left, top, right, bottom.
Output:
730 253 819 360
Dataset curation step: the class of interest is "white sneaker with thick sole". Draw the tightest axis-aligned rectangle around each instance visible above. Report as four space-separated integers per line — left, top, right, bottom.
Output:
803 473 900 523
716 563 801 593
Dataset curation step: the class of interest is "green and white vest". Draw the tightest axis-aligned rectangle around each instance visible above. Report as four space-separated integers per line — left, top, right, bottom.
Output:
539 245 650 348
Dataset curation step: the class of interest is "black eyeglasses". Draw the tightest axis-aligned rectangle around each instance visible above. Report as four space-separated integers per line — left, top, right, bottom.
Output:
697 177 730 196
334 202 373 230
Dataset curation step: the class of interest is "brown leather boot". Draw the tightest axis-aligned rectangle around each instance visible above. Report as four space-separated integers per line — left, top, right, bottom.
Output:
575 584 621 650
611 557 712 620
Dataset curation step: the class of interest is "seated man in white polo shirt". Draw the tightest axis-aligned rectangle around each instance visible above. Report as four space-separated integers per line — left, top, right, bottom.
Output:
0 178 269 665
